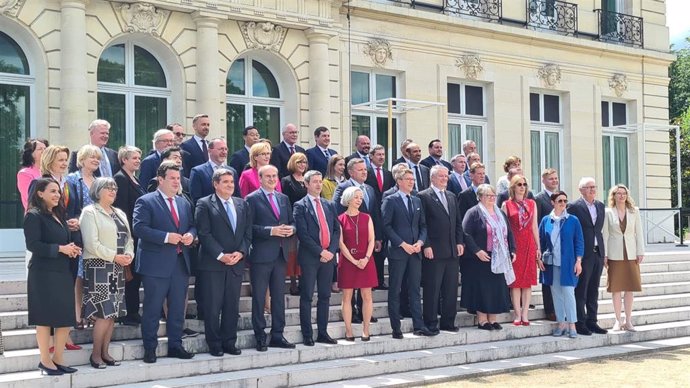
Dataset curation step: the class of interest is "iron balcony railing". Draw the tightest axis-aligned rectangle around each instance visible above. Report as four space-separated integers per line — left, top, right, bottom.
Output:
595 8 644 48
444 0 502 21
527 0 577 35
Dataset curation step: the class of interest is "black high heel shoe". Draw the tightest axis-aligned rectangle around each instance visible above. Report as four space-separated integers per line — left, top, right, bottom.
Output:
55 363 78 373
102 357 121 366
38 362 63 376
90 355 106 369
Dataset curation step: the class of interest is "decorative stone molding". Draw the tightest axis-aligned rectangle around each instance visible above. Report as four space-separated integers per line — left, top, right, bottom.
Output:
455 54 483 80
609 73 628 97
537 64 562 88
120 3 169 36
363 38 392 67
240 21 287 52
0 0 23 17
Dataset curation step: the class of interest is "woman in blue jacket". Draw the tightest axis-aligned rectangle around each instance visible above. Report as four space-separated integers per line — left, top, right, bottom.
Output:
538 191 584 338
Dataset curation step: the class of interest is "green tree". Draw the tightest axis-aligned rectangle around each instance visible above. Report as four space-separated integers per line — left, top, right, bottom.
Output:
669 37 690 212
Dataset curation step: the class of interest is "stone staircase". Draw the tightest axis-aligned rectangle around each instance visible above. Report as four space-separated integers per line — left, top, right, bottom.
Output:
1 251 689 387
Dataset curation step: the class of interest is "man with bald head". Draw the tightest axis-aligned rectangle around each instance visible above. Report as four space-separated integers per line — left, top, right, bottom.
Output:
69 119 120 177
345 135 372 177
405 142 430 191
271 123 306 178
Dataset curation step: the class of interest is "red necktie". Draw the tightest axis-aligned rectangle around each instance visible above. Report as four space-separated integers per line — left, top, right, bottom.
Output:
167 197 181 253
289 145 295 155
314 198 330 249
376 167 383 192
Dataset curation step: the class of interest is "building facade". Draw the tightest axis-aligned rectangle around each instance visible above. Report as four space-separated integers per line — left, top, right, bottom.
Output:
0 0 674 252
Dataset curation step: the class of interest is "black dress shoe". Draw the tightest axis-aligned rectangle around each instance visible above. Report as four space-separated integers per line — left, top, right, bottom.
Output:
478 322 494 331
491 322 503 330
440 326 460 332
182 328 199 338
374 284 389 290
316 333 338 344
588 323 608 334
303 337 315 346
143 349 157 363
269 337 296 349
121 316 140 326
370 316 378 323
168 347 194 359
392 331 404 339
102 357 121 366
361 335 371 342
576 323 592 336
38 362 63 376
351 315 363 324
55 363 78 373
209 348 224 357
223 346 242 356
413 328 438 336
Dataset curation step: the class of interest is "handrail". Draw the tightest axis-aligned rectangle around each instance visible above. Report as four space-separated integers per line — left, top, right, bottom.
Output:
526 0 578 36
638 207 685 247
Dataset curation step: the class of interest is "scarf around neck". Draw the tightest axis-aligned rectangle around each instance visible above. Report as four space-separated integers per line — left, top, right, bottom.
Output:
478 202 515 285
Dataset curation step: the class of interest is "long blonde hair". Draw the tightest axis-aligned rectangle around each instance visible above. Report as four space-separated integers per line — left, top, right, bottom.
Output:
607 184 636 212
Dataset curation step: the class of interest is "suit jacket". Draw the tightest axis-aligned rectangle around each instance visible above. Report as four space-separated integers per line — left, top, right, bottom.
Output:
447 172 468 195
180 137 208 173
195 194 252 274
229 147 250 176
147 176 194 207
457 187 479 221
410 163 430 191
305 146 337 175
462 205 516 257
69 146 120 177
420 156 452 172
138 152 161 191
239 167 281 198
382 185 417 199
113 170 147 230
271 142 306 178
332 180 383 240
24 209 78 272
602 207 644 260
382 192 427 260
344 152 372 179
133 192 197 277
534 190 554 225
392 156 406 166
497 190 535 208
462 170 491 187
567 198 605 259
79 204 134 262
365 165 394 204
245 189 294 264
293 196 340 266
418 188 464 259
189 162 238 203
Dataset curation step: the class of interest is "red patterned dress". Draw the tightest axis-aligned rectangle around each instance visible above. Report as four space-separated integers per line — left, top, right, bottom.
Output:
504 199 538 288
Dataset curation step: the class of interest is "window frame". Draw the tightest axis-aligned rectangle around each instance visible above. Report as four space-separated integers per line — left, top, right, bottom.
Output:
530 91 562 125
447 80 487 159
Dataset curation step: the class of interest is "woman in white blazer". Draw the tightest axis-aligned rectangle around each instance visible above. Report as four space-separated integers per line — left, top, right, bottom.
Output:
79 177 133 368
603 184 644 332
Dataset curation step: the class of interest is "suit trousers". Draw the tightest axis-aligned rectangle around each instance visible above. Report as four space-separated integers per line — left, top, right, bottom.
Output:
141 254 189 351
199 269 243 350
575 248 604 325
250 258 287 341
422 257 458 330
388 253 424 332
374 246 387 286
299 260 335 338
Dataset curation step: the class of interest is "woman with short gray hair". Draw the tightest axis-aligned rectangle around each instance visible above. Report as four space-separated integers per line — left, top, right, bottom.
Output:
79 177 133 368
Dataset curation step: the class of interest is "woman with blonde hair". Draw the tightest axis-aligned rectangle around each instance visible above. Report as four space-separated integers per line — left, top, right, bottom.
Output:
321 155 346 200
603 184 644 331
239 142 282 197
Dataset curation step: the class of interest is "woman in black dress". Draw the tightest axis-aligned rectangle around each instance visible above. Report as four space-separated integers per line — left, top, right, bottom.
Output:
24 178 81 375
281 152 308 295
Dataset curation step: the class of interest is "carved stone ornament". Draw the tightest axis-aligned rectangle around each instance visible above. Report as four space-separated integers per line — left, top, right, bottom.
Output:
0 0 23 16
120 3 169 36
363 38 392 67
537 64 562 88
455 54 483 80
609 73 628 97
240 21 288 52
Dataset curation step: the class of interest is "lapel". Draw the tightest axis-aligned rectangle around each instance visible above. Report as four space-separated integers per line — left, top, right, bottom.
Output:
578 198 595 227
396 194 413 222
155 192 178 231
305 197 319 224
212 194 234 232
430 190 449 216
259 191 278 221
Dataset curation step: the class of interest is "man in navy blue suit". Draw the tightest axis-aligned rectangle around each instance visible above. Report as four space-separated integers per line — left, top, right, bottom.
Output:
189 138 237 203
420 139 453 171
138 129 175 187
294 170 341 346
195 168 251 357
133 162 196 363
271 123 306 179
180 114 210 175
229 125 260 174
68 119 120 177
344 135 372 178
246 165 296 351
382 167 435 338
404 143 430 191
305 126 337 175
447 154 468 195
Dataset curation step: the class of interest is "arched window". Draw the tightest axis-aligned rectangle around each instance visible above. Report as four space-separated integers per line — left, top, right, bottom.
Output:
0 31 32 229
97 42 170 152
226 57 283 151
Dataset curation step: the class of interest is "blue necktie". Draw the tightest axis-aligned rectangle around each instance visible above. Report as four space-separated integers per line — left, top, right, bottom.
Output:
360 185 370 209
224 200 236 231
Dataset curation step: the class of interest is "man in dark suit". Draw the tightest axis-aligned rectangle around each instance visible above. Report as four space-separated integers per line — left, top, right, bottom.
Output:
305 126 337 175
419 165 464 333
293 170 341 345
133 162 196 363
568 177 607 336
344 135 372 178
229 125 260 174
189 138 237 203
392 138 414 166
533 168 560 321
365 145 394 288
271 123 306 178
420 139 453 171
462 152 490 186
180 114 210 176
195 168 251 357
382 167 434 338
68 119 120 177
404 142 430 191
447 154 469 195
146 147 193 202
382 163 417 200
246 165 296 351
167 123 193 176
139 129 175 187
457 162 486 220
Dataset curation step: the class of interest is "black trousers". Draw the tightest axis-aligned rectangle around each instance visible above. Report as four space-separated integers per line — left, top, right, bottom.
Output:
299 261 335 338
542 283 555 315
575 248 604 325
250 259 287 341
199 269 243 351
422 257 458 330
374 245 387 287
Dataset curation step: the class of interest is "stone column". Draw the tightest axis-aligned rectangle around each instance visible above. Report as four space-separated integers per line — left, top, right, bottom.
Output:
306 29 333 130
59 0 89 148
193 14 220 132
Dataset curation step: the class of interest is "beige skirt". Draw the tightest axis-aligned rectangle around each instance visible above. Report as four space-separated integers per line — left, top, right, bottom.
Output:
607 259 641 292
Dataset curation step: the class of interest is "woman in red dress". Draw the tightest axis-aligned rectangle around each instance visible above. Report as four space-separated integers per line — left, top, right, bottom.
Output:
501 174 540 326
338 186 376 341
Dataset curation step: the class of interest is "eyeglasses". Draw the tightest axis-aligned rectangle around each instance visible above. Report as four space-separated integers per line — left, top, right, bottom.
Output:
296 160 307 164
516 183 528 187
174 132 186 138
555 199 567 203
259 152 272 157
104 187 118 192
483 194 497 199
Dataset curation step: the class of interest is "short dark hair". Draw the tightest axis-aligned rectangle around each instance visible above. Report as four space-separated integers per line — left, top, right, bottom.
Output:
212 168 235 184
428 139 441 149
21 138 49 167
28 177 64 218
313 126 329 137
166 123 183 130
160 146 181 161
550 190 568 202
243 126 258 136
157 161 180 178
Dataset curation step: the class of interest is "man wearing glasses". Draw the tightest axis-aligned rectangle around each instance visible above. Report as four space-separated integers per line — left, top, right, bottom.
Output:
139 129 175 188
166 123 193 177
568 177 607 336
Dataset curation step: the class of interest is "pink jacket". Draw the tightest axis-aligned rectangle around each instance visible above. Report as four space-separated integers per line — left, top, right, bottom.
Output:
17 166 41 210
239 167 282 198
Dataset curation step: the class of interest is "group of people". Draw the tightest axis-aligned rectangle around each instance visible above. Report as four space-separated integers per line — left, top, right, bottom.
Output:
19 117 645 375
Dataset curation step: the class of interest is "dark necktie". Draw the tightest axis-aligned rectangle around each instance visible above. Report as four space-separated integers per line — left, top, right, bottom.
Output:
323 149 330 159
201 139 209 161
289 145 295 155
414 165 422 190
406 194 414 221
